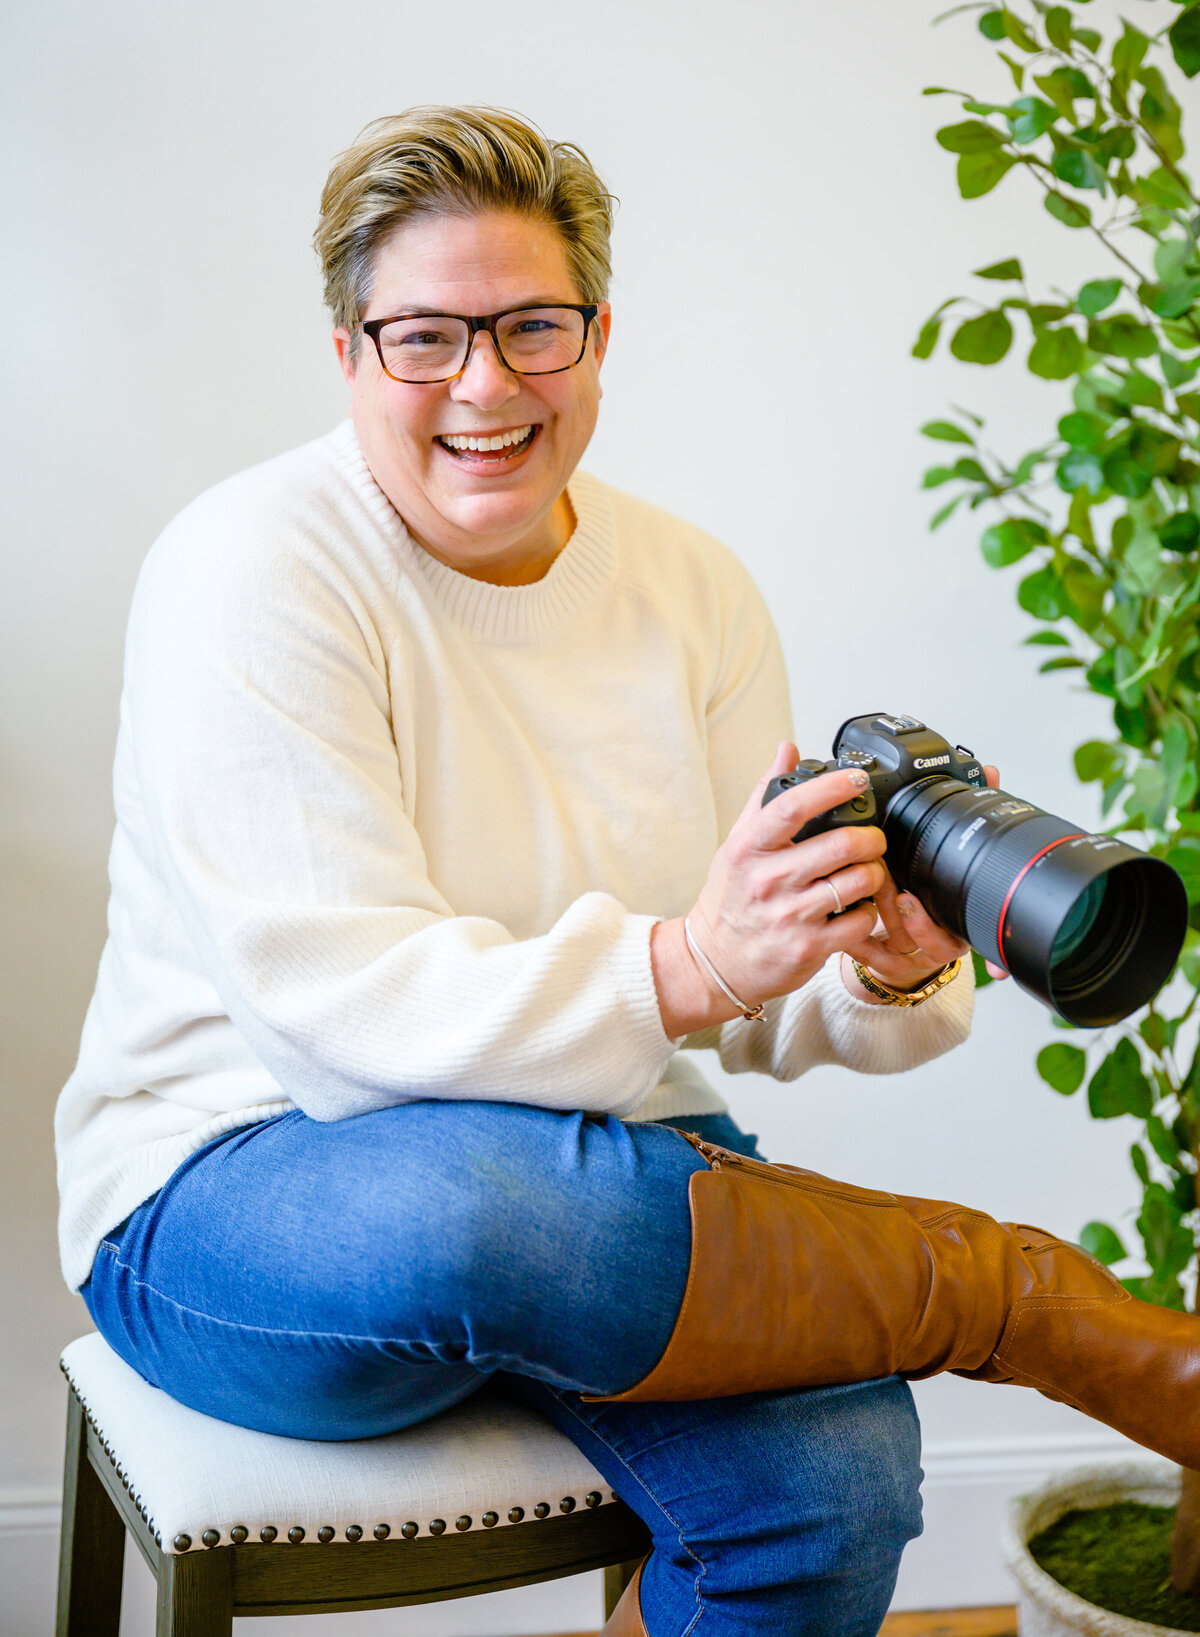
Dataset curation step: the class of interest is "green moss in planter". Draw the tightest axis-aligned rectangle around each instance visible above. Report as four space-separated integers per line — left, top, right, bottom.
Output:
1030 1503 1200 1631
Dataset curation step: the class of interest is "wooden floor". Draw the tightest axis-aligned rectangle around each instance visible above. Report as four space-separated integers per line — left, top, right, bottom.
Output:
552 1609 1018 1637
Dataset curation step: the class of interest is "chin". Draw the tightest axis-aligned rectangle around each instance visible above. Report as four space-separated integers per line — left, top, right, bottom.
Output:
441 488 549 535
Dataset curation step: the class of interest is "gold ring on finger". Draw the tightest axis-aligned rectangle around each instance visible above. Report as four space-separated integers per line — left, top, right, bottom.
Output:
825 879 844 917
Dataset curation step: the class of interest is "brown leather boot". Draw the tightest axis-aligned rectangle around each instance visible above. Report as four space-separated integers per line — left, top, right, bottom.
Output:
590 1135 1200 1469
600 1559 648 1637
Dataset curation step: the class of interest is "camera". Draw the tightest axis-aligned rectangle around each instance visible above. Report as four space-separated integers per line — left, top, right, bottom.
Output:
763 712 1187 1027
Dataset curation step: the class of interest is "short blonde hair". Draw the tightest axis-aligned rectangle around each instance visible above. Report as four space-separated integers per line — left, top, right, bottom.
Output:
315 106 616 358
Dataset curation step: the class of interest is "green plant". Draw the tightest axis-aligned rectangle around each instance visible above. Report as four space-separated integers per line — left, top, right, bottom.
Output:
915 0 1200 1591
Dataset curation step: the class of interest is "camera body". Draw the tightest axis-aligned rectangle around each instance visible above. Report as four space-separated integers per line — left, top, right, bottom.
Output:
764 712 989 845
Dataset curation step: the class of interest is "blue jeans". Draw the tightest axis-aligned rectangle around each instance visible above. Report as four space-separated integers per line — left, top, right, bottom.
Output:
83 1102 923 1634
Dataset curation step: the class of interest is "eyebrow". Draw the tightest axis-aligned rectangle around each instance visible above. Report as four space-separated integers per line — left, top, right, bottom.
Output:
376 298 576 320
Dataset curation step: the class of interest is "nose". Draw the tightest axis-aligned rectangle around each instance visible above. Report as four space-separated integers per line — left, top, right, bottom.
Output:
451 330 520 411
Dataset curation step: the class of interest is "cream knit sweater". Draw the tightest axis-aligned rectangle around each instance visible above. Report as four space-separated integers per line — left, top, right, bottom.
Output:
55 423 974 1290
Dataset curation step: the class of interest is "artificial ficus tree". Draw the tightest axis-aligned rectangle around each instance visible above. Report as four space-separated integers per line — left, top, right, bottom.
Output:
914 0 1200 1592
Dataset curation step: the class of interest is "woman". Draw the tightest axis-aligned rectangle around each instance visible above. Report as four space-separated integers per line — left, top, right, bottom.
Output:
56 108 1199 1637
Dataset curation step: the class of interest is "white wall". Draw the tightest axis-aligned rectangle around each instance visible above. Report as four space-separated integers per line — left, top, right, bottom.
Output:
3 0 1192 1629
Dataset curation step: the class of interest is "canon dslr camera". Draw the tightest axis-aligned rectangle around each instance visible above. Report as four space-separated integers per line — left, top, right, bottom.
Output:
763 712 1187 1026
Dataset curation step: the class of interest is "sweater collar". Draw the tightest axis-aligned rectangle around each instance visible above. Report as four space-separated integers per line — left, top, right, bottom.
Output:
330 420 617 642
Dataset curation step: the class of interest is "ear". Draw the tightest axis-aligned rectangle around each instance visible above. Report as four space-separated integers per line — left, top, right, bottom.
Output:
333 327 357 386
591 302 612 370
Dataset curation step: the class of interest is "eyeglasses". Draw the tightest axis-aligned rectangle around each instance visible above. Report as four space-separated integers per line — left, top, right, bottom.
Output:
361 304 600 385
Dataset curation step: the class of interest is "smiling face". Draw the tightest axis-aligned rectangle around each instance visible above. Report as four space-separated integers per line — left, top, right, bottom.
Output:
334 211 611 586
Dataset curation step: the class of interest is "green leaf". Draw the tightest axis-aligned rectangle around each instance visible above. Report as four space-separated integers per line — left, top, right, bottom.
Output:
1073 27 1101 54
1044 5 1072 53
1034 67 1095 122
1140 78 1184 166
913 318 943 360
1044 191 1092 228
930 493 966 530
1137 1182 1193 1279
1002 10 1039 52
1103 452 1152 500
1009 96 1059 144
998 51 1027 93
1147 1113 1184 1170
1077 278 1122 317
1173 391 1200 419
1155 236 1191 285
1037 1041 1087 1094
974 257 1024 281
1162 352 1198 389
958 150 1018 199
1166 843 1200 904
1160 512 1200 553
1039 655 1083 672
1058 411 1107 447
1169 4 1200 79
1087 315 1157 359
938 120 1006 154
1088 1037 1154 1119
1138 167 1194 212
1028 326 1085 380
1153 277 1200 321
1026 629 1070 646
1131 1141 1152 1187
1111 22 1150 82
1018 564 1068 620
978 10 1006 42
1052 145 1108 194
1075 739 1124 783
980 517 1048 567
1056 448 1105 496
1063 558 1105 632
920 419 975 444
950 309 1014 364
970 949 995 989
1080 1220 1129 1266
1117 370 1164 412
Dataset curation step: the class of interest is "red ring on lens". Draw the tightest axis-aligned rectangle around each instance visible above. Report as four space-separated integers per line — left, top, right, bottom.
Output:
995 833 1087 970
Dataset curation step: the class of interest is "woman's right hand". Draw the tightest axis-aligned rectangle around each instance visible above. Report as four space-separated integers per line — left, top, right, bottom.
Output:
650 741 889 1037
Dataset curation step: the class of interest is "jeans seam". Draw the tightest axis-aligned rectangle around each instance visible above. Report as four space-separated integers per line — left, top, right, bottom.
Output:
545 1391 707 1636
91 1241 456 1353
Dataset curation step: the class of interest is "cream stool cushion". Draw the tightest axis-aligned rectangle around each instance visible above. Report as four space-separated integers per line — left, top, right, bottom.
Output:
61 1333 617 1556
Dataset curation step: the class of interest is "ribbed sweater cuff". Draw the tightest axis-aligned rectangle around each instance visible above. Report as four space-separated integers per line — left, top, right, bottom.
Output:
809 951 976 1074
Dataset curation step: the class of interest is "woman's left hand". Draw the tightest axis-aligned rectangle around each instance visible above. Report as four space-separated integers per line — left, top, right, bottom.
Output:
839 764 1010 997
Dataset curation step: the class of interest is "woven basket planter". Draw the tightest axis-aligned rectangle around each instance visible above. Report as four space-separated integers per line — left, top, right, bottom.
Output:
1002 1463 1189 1637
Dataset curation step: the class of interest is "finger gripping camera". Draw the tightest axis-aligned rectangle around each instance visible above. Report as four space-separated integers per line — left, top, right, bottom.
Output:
763 712 1187 1027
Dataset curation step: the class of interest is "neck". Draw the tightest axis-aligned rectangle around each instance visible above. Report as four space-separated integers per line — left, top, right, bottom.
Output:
414 491 576 586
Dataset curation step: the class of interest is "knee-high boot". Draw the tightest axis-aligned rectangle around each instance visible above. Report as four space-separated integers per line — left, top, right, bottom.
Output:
601 1560 648 1637
589 1134 1200 1470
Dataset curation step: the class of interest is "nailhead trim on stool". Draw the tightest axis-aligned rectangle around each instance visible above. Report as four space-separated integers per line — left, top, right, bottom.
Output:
61 1335 619 1555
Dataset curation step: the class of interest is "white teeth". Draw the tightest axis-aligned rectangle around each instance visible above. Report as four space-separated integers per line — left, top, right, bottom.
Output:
439 425 534 453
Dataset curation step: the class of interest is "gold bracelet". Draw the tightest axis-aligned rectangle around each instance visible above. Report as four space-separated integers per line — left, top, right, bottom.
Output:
850 957 962 1008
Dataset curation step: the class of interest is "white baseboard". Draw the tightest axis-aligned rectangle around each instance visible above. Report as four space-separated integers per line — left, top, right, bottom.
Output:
0 1430 1149 1621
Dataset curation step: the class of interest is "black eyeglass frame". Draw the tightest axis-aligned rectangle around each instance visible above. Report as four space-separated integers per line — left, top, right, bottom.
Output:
360 304 601 384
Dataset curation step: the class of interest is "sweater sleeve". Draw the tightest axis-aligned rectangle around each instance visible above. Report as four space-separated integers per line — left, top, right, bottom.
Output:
681 549 975 1080
125 504 677 1124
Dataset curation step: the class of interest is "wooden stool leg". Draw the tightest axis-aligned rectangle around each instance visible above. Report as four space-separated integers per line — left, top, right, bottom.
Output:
155 1548 233 1637
57 1389 124 1637
603 1556 644 1620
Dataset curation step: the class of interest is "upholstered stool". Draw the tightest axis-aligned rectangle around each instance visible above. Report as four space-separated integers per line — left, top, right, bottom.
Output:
57 1334 649 1636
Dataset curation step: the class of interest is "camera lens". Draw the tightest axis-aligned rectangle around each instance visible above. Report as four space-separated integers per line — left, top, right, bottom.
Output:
884 778 1187 1026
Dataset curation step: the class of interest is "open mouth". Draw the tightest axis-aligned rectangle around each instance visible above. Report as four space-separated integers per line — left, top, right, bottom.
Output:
435 424 538 465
